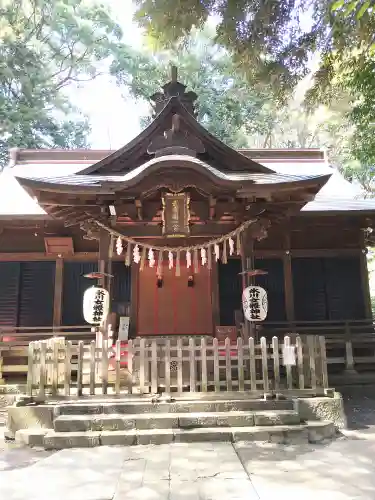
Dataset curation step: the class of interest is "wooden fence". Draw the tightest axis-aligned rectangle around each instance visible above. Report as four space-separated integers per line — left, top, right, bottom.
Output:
26 335 329 398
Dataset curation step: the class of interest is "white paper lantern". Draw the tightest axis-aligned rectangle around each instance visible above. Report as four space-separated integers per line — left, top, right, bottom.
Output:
83 286 110 325
242 286 268 322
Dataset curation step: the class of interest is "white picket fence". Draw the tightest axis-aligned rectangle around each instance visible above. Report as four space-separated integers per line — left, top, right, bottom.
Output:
26 335 329 398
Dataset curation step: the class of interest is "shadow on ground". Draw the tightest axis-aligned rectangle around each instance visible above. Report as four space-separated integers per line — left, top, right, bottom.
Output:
235 437 375 499
0 427 54 471
340 385 375 430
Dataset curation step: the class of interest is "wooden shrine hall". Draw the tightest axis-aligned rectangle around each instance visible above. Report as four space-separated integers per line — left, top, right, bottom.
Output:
1 68 375 341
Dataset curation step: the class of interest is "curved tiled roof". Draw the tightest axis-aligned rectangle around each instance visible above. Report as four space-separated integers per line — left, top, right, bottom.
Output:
15 154 328 192
1 148 375 216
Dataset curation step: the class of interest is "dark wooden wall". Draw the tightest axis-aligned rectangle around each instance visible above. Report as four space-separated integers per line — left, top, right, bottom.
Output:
0 213 370 329
292 257 365 321
218 255 367 326
0 261 55 327
0 260 131 328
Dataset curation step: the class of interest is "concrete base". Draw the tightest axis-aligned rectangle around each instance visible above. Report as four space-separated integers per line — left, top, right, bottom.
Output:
296 392 347 429
0 384 25 425
15 427 49 447
17 421 335 449
53 409 300 432
6 404 54 438
6 393 344 448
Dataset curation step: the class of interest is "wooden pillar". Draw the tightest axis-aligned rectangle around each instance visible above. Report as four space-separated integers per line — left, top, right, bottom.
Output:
53 258 64 328
98 228 111 289
107 234 114 300
360 247 372 319
283 231 295 327
98 228 112 349
211 261 220 332
129 262 139 339
241 230 254 340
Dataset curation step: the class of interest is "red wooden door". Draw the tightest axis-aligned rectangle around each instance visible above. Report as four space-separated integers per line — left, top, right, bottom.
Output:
137 263 213 335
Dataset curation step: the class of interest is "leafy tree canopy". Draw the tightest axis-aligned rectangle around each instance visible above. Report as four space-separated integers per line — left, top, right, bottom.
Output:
134 0 375 99
111 28 355 172
133 0 375 193
0 0 122 167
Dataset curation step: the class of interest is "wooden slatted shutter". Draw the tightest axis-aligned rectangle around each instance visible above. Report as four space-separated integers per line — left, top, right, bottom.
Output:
0 262 21 327
62 262 96 326
255 258 286 323
292 258 328 321
18 262 55 327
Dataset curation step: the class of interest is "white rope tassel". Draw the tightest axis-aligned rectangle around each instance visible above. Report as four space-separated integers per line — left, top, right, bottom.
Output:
168 251 174 270
148 248 155 268
116 236 123 256
229 237 235 256
186 250 192 268
133 244 141 264
201 247 207 266
214 243 220 261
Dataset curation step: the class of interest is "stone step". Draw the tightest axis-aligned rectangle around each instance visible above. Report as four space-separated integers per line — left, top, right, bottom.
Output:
16 421 335 449
55 399 294 416
54 409 300 432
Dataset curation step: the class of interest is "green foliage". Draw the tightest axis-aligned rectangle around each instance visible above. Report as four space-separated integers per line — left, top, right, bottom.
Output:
134 0 375 95
0 0 122 167
332 0 373 20
111 28 354 172
133 0 375 181
134 0 331 102
111 28 272 149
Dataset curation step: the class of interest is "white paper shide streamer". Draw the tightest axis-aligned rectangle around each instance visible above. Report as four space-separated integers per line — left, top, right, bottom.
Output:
168 251 174 270
116 236 123 256
93 217 259 274
148 248 155 268
133 245 141 264
229 237 234 256
201 248 207 266
186 250 192 268
214 243 220 262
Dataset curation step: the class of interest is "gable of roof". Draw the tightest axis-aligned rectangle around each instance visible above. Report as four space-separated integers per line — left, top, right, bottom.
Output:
78 98 273 175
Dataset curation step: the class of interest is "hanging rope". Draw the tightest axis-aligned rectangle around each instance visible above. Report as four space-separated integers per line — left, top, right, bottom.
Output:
92 217 258 254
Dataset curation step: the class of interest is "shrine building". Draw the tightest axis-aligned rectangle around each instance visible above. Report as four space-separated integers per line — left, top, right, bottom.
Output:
0 69 375 340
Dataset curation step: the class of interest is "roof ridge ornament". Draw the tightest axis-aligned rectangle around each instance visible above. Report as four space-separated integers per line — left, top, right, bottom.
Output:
150 65 198 117
147 113 205 157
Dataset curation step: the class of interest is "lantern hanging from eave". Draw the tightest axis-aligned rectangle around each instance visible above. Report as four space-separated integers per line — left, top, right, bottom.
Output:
83 286 110 325
242 286 268 322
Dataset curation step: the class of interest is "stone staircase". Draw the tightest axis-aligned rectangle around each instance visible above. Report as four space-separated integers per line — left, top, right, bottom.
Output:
15 397 336 449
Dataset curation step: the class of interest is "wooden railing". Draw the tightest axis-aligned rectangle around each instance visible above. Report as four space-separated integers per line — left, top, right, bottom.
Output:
259 319 375 337
26 335 329 398
1 320 375 384
260 320 375 375
0 326 94 381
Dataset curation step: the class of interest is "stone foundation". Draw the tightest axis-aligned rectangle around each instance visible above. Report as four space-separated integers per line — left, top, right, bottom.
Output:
295 392 347 429
6 405 54 437
0 385 25 425
5 392 347 443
